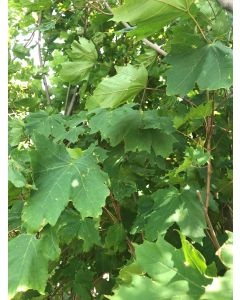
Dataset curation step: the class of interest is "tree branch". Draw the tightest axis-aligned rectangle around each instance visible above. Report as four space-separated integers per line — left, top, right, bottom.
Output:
102 0 167 56
64 83 71 115
65 86 79 116
196 92 221 252
37 12 51 104
196 191 221 252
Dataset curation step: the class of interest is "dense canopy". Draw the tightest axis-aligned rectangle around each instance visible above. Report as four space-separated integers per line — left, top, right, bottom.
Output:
8 0 232 299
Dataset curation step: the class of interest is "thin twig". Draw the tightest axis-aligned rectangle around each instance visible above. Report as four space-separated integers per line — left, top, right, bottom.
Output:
140 88 147 109
103 207 118 223
102 0 167 56
182 97 197 107
195 92 221 252
24 30 36 47
37 12 51 104
110 192 122 222
65 86 79 116
207 0 217 18
205 93 214 210
88 2 112 15
196 191 221 251
109 192 135 257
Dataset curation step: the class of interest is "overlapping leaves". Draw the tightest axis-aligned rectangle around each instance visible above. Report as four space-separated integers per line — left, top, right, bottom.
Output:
133 187 206 242
89 105 177 157
112 0 195 39
108 236 211 300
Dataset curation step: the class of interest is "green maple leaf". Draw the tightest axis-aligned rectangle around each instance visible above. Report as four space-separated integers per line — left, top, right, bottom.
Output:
89 105 176 157
60 38 98 83
67 38 98 62
8 229 60 299
78 218 101 252
86 65 147 110
134 187 206 242
22 136 109 232
165 42 233 96
109 236 211 300
25 111 66 140
55 209 100 251
112 0 194 39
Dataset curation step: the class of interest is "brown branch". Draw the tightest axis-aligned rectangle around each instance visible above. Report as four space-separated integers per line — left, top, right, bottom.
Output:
205 94 214 210
196 93 221 252
108 192 135 257
196 191 221 251
102 0 167 56
37 12 51 104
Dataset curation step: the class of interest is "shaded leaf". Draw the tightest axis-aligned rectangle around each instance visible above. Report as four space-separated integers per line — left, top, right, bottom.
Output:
165 42 233 96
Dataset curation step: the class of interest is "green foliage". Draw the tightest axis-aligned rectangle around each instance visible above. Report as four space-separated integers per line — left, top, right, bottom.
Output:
86 65 148 110
109 236 211 300
89 104 176 157
60 38 98 83
9 229 60 299
8 0 232 299
165 42 233 96
112 0 195 39
22 135 109 232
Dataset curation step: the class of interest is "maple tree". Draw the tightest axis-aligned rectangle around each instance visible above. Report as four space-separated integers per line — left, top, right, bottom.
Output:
8 0 233 299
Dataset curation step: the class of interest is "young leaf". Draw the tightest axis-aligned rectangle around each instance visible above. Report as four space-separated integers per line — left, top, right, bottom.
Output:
178 231 207 274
